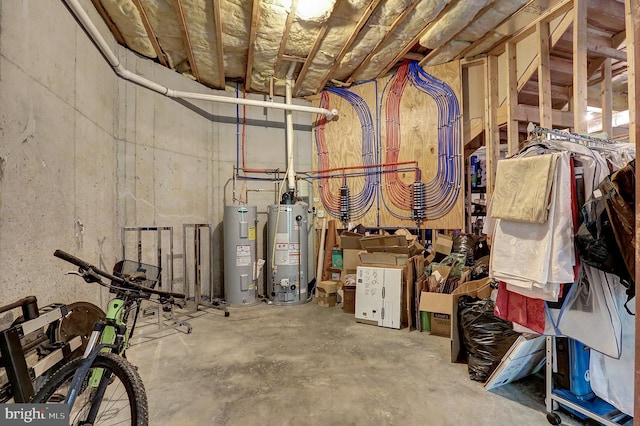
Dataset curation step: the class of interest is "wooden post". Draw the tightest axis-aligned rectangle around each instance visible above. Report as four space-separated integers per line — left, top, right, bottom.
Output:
573 0 588 134
537 21 552 129
601 58 613 138
485 55 500 200
506 42 519 155
626 0 640 420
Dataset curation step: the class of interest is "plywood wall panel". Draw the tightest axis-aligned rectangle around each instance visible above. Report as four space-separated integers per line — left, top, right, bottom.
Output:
312 61 464 230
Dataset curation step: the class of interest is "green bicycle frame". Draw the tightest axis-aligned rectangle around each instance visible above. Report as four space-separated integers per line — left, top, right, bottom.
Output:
88 298 128 387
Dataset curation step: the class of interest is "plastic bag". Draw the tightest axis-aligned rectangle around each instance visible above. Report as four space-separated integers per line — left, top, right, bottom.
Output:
453 234 478 265
459 296 520 382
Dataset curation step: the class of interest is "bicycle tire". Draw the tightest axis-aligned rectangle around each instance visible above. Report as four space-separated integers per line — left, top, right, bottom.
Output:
33 352 148 426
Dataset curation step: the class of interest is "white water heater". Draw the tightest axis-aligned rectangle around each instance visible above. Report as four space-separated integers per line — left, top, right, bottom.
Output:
223 205 257 305
266 202 309 305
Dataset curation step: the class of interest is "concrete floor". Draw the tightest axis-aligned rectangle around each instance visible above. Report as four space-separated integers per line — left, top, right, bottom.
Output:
126 302 583 426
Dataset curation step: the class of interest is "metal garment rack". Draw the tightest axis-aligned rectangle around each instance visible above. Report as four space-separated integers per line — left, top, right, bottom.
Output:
121 226 191 334
527 125 631 425
182 224 228 315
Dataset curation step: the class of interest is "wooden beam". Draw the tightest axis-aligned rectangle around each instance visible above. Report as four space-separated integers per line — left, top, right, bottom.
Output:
314 0 382 93
274 0 298 76
485 55 500 199
245 0 261 91
132 0 167 66
404 52 425 61
601 58 613 137
537 21 552 129
174 0 199 81
418 0 498 67
500 104 574 129
516 11 573 93
376 0 459 79
212 0 226 88
506 42 519 156
573 0 588 134
345 0 421 84
587 42 628 62
294 9 336 95
90 0 126 45
587 31 627 78
627 0 640 420
488 0 573 56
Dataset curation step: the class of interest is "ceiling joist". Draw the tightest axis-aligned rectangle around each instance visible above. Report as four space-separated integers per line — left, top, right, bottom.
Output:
245 0 262 92
418 0 499 67
314 0 382 94
274 0 299 76
132 0 167 67
345 0 421 84
212 0 225 88
377 0 459 79
174 0 200 81
294 9 337 96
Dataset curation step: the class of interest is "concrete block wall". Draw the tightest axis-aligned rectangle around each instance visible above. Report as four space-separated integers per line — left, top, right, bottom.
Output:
0 0 314 309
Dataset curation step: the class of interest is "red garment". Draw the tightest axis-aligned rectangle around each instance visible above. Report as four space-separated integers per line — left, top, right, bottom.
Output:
494 281 546 334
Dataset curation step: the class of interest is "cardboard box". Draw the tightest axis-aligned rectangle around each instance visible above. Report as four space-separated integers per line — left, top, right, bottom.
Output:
355 266 404 329
343 285 356 313
317 280 338 294
418 277 493 341
359 235 408 251
434 233 453 255
359 252 409 266
317 292 337 307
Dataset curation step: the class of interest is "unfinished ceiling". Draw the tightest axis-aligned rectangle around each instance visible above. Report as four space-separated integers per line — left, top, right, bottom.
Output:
92 0 628 103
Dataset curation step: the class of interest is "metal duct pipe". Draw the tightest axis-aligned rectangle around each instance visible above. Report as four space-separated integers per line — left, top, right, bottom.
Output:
63 0 339 119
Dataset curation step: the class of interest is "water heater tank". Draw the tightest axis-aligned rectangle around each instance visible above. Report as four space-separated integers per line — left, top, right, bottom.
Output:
267 202 309 305
223 205 257 305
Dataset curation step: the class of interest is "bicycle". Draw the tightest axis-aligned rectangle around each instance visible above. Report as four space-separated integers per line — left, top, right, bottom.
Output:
33 249 191 426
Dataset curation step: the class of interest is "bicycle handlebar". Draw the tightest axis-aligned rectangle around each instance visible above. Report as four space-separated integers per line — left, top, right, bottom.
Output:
54 249 186 301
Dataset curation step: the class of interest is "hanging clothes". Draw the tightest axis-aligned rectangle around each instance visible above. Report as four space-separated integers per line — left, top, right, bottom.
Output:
490 151 574 298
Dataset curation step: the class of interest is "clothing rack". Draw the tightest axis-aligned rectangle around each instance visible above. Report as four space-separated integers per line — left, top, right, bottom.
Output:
527 122 616 147
522 125 633 425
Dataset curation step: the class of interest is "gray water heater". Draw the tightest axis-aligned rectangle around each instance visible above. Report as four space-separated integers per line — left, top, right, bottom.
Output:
223 205 257 305
267 202 309 305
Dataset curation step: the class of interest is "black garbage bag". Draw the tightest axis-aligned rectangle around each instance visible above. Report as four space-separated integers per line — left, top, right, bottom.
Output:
459 296 520 382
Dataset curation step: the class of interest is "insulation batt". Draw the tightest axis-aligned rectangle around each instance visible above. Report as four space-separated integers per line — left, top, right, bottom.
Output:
457 0 529 42
419 0 492 49
297 1 374 95
221 0 252 78
423 40 470 66
356 0 449 81
334 0 414 80
100 0 156 58
180 0 222 87
251 1 288 92
138 0 188 69
465 32 502 57
286 20 322 58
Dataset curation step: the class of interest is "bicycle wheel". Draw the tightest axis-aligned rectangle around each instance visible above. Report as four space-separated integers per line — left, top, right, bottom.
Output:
34 352 148 426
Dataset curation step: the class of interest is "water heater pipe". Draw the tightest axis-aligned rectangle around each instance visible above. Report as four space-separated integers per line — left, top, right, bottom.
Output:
63 0 339 119
285 63 296 192
315 217 327 291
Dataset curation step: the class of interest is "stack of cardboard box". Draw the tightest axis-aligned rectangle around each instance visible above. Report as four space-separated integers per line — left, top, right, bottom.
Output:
335 231 426 330
317 280 338 307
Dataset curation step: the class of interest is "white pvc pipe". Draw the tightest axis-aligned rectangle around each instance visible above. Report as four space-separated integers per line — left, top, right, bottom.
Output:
63 0 339 119
285 63 296 192
315 217 327 293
